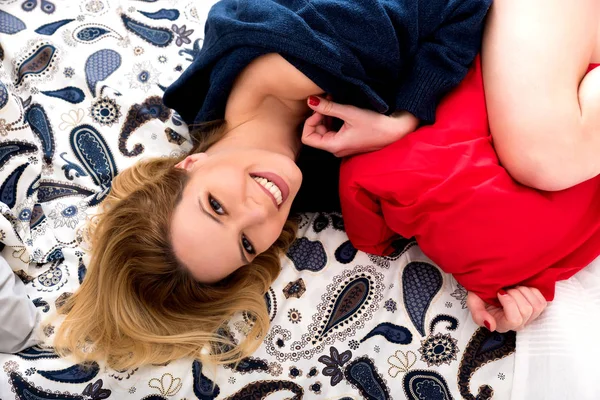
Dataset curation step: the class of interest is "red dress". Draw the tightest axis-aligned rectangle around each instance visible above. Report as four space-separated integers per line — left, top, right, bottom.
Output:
340 56 600 305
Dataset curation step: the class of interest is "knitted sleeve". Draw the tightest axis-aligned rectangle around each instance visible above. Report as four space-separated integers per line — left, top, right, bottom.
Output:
394 0 492 123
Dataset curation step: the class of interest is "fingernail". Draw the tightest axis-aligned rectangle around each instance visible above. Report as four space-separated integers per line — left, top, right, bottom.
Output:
484 320 491 330
498 289 508 296
308 96 320 106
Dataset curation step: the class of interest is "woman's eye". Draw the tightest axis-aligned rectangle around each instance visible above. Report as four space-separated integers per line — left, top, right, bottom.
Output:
241 235 255 255
208 195 225 215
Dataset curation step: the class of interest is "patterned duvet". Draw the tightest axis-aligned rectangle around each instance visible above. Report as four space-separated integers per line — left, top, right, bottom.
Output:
0 1 517 398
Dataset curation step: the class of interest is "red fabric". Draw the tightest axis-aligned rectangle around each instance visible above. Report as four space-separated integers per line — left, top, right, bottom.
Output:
340 56 600 305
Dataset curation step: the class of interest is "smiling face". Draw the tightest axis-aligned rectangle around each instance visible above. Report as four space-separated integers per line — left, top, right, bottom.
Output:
170 148 302 283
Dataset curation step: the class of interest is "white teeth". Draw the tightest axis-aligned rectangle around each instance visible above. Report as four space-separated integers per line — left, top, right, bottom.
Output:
253 176 283 206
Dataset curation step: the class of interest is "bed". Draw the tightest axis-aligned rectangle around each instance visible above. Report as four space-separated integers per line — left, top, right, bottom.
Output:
0 1 596 399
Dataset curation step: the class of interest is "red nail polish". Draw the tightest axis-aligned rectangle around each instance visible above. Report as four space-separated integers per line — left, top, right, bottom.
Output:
308 96 320 106
498 289 508 296
484 320 491 330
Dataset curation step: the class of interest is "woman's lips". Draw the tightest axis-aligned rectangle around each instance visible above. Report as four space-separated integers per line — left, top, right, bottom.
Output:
251 172 290 208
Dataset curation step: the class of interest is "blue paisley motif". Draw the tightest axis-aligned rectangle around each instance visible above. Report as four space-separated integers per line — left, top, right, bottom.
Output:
227 357 269 374
26 103 55 164
10 372 83 399
27 174 40 197
37 362 100 384
314 276 370 344
0 163 28 208
0 140 38 170
41 86 85 103
85 49 121 96
120 14 174 47
15 44 58 86
138 8 180 21
223 381 304 400
179 38 202 62
45 248 64 263
286 237 327 272
360 322 412 345
69 124 118 188
458 328 516 400
312 213 330 232
344 356 390 400
32 297 50 312
331 213 345 230
60 152 88 180
82 379 111 400
402 262 443 336
192 360 220 400
0 9 26 34
429 314 459 334
334 240 358 264
77 26 109 41
119 96 170 157
403 370 453 400
38 180 95 202
0 80 9 109
16 345 60 360
35 19 74 35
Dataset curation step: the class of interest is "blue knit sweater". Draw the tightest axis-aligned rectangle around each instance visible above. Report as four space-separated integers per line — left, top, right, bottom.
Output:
163 0 492 124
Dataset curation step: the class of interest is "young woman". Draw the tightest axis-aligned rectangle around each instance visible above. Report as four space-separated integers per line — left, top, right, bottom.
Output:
52 0 600 369
51 0 493 368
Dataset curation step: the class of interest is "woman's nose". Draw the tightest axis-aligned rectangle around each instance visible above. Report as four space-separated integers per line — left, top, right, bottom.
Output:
241 198 270 225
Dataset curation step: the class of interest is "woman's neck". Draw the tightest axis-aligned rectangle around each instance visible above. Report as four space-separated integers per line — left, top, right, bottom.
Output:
215 54 324 160
213 97 305 160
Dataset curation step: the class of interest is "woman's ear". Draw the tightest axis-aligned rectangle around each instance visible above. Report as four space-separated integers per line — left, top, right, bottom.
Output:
175 153 208 171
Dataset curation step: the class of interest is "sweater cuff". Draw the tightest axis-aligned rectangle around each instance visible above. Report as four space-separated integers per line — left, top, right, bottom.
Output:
395 65 454 124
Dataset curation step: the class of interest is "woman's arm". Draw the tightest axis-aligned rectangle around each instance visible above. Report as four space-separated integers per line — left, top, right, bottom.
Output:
483 0 600 191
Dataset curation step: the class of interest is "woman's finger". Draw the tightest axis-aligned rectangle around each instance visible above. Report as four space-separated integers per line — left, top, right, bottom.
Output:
504 288 533 330
466 291 496 331
316 124 328 136
515 286 546 323
495 290 523 332
307 96 356 120
303 111 324 131
301 126 341 153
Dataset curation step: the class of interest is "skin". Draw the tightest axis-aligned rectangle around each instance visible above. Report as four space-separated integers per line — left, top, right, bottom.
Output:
482 0 600 191
171 54 411 282
170 55 313 282
171 1 600 330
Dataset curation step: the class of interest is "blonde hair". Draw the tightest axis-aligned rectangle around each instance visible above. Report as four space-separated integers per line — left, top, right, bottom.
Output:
53 122 297 369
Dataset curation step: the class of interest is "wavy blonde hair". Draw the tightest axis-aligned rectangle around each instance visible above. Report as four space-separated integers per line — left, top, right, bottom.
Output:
53 122 297 369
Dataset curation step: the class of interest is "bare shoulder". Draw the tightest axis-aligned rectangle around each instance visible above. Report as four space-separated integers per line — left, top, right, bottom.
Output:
243 53 324 100
226 53 324 119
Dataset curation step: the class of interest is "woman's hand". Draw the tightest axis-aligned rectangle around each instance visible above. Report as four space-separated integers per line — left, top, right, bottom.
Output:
301 96 419 157
467 287 548 333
